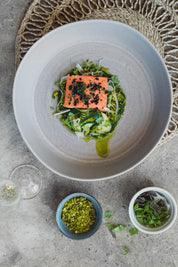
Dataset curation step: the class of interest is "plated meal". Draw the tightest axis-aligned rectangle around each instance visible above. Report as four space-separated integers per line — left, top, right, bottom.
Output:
52 60 126 158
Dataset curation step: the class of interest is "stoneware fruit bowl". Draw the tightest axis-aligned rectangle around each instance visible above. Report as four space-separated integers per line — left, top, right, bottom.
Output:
56 193 103 240
129 187 177 234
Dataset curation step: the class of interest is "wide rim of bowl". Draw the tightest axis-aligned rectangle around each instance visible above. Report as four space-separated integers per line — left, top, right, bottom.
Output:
56 192 103 240
13 20 172 181
129 186 177 234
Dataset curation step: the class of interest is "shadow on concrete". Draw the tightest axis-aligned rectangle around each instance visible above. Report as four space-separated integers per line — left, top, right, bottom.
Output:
40 175 94 214
118 175 154 206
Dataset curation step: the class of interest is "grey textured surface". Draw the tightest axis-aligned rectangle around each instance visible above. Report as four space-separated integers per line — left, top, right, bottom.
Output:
0 1 178 267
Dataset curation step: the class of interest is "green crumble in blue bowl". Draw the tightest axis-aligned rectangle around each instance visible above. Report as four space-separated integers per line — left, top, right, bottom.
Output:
56 193 103 240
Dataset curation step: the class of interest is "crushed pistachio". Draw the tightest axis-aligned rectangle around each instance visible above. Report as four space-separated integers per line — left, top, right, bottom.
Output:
62 197 96 234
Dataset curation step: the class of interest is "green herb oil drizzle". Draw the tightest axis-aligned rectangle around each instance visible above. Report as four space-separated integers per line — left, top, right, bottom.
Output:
95 131 115 158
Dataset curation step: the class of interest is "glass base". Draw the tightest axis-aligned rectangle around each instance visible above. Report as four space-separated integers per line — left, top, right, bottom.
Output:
9 164 42 199
0 179 21 217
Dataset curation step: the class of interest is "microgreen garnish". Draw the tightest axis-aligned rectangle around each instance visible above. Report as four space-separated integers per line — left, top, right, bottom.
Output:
112 225 127 232
105 211 112 218
106 223 127 233
129 228 139 236
121 247 130 255
105 211 128 233
106 223 114 230
124 247 130 254
118 246 130 256
134 191 170 228
104 208 139 255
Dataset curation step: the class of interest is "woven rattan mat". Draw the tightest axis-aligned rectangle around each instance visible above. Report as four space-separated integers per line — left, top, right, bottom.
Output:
15 0 178 144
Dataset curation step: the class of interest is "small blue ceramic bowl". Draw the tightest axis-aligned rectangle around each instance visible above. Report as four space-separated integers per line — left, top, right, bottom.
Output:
56 193 103 240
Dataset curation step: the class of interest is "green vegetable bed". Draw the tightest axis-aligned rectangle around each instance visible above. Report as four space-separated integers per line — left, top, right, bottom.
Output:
52 60 126 157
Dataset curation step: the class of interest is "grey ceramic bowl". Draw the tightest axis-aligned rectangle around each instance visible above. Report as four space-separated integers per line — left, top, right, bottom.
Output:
56 193 103 240
129 187 177 234
13 20 172 180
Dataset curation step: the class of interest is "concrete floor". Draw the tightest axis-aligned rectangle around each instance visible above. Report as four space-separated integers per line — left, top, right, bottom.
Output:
0 1 178 266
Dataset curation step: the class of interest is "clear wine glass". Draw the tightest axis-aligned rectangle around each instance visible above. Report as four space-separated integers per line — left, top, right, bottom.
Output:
0 164 42 217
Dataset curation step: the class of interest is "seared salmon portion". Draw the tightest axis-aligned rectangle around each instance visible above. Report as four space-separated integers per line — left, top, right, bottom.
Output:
63 75 108 112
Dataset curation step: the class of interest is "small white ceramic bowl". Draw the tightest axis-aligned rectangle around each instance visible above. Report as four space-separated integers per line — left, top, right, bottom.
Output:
129 187 177 234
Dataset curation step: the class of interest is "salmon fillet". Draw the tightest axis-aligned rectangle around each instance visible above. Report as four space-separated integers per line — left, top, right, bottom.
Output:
63 75 108 112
